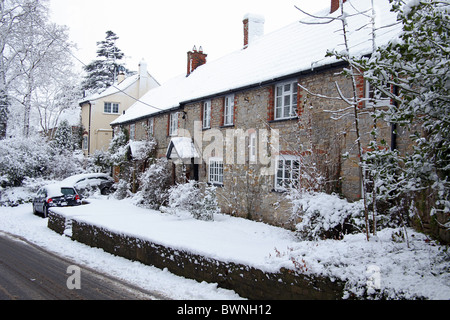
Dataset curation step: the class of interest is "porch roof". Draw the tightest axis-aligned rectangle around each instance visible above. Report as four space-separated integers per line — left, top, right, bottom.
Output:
166 137 200 160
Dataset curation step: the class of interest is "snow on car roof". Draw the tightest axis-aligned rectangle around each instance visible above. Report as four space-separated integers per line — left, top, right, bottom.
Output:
61 173 112 187
43 184 65 197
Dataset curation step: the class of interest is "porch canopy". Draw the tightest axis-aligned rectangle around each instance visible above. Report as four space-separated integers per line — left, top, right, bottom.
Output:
166 137 200 163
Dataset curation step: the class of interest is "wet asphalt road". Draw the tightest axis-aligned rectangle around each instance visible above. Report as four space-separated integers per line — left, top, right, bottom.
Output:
0 233 163 300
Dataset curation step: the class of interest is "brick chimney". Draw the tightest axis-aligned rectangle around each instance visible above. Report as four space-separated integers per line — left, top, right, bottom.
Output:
330 0 347 13
243 13 265 48
187 46 207 76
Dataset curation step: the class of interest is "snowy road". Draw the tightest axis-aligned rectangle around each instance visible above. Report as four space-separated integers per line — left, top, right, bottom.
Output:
0 233 162 300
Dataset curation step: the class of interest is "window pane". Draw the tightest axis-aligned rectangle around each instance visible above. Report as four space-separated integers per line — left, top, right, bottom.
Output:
277 86 283 97
284 105 290 118
276 107 282 119
209 159 224 184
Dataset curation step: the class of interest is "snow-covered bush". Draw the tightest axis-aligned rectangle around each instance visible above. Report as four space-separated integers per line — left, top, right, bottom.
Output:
86 149 111 173
48 149 84 180
167 180 199 214
0 136 51 186
132 158 172 209
165 181 218 221
288 190 364 240
193 183 219 221
108 129 130 167
0 134 84 187
52 119 75 151
113 179 132 200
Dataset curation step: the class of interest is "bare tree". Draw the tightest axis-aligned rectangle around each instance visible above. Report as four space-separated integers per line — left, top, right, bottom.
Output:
295 0 388 240
1 0 77 137
0 0 38 138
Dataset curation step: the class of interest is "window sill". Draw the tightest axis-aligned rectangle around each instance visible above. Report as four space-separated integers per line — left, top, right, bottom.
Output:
208 182 224 188
220 124 235 129
269 117 298 123
271 188 290 194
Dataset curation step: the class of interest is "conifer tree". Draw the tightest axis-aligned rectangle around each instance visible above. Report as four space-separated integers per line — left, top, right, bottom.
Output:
52 119 73 152
81 30 127 94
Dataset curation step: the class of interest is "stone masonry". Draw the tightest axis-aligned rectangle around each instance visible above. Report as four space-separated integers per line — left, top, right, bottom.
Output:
116 64 398 230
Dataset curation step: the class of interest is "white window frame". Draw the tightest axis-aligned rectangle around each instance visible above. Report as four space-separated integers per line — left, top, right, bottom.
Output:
129 123 135 140
275 155 300 191
208 157 224 185
274 81 298 120
224 94 234 126
147 118 154 138
104 102 119 114
82 136 88 150
203 100 211 129
249 132 257 163
169 112 178 136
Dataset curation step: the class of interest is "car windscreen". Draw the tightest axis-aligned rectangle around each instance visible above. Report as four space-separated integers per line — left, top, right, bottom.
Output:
61 188 76 196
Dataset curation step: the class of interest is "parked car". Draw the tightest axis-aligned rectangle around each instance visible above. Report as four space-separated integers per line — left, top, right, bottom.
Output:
61 173 114 196
32 184 81 218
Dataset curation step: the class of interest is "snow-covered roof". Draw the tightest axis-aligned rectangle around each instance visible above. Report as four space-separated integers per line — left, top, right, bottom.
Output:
112 0 401 125
79 74 140 104
166 137 200 160
61 173 112 187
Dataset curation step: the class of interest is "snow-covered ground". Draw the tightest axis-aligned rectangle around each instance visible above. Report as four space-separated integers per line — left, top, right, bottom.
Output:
1 193 449 300
0 201 243 300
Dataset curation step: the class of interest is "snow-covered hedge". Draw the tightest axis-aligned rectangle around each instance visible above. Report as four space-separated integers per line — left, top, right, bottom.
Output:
288 190 365 240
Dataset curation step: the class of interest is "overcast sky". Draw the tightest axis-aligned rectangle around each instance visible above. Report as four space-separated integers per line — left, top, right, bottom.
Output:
49 0 332 84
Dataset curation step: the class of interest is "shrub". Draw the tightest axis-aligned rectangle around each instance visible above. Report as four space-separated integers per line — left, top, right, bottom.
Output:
288 190 364 240
132 158 172 209
166 181 218 221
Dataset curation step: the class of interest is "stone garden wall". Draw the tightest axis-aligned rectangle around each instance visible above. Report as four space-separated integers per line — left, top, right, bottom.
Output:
48 211 345 300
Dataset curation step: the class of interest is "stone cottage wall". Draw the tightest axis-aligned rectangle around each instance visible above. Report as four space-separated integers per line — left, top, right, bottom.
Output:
112 65 395 231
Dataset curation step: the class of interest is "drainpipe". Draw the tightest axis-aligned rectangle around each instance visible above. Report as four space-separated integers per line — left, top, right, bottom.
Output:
391 86 398 151
88 102 92 155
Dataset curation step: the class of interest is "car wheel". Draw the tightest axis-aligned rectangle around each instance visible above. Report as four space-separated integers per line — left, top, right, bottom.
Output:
43 205 49 218
32 203 37 215
101 187 110 195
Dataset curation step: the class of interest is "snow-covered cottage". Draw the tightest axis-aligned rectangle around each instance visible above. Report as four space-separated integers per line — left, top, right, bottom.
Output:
111 0 402 228
79 61 159 156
